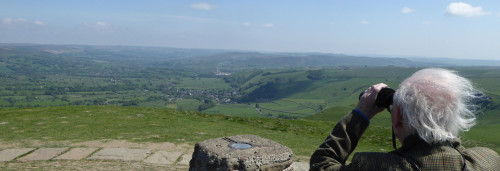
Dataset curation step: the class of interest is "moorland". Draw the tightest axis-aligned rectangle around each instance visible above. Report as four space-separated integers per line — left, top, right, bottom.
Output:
1 43 499 158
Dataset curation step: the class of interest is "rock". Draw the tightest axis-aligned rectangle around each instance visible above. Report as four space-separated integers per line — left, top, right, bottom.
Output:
189 134 293 171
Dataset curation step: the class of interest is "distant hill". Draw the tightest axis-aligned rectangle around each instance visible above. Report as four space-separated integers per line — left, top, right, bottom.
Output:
408 57 500 66
0 43 226 64
168 52 445 73
3 44 499 76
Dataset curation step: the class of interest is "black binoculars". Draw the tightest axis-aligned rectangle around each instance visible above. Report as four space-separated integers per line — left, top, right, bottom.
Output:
359 87 395 109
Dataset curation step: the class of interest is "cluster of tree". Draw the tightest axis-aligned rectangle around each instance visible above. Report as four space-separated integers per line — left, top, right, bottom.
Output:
306 69 325 80
238 82 277 102
120 99 140 106
474 94 498 111
198 99 216 111
277 114 298 119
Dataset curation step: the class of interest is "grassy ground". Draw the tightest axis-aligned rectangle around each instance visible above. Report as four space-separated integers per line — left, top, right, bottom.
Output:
203 103 263 117
176 99 202 111
1 105 495 158
0 106 396 157
257 99 323 117
461 109 500 153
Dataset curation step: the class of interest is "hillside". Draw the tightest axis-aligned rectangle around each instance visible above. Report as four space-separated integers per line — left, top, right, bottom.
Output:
0 44 499 156
0 44 445 75
168 52 440 73
1 44 499 119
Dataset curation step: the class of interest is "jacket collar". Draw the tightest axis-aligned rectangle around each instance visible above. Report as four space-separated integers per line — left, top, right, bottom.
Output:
397 134 465 153
398 134 424 152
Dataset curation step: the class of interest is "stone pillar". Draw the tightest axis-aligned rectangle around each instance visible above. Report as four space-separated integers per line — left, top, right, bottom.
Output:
189 134 293 171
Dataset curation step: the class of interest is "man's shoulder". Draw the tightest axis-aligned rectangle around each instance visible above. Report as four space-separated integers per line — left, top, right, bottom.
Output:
349 147 500 170
464 146 498 155
463 146 500 161
463 147 500 169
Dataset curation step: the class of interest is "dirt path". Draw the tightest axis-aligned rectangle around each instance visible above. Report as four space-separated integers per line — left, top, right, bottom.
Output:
0 139 193 151
0 139 193 170
2 160 188 171
0 139 310 170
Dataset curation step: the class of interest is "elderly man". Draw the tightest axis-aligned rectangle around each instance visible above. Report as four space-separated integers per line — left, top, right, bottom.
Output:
310 68 500 170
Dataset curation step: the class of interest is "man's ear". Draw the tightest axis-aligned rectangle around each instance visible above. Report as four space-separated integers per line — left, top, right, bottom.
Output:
392 105 409 143
392 105 403 129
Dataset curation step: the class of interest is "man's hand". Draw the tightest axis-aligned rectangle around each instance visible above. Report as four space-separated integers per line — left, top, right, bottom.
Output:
356 83 388 120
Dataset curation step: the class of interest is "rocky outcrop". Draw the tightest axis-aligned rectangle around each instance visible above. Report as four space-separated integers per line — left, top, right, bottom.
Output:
189 134 293 171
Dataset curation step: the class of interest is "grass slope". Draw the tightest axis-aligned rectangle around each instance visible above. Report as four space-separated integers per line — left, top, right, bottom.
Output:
0 106 396 157
1 106 496 157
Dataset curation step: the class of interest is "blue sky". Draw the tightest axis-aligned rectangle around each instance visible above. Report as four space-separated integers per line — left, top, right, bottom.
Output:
1 1 500 60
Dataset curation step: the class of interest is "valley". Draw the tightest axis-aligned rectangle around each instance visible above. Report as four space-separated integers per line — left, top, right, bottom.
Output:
1 44 499 155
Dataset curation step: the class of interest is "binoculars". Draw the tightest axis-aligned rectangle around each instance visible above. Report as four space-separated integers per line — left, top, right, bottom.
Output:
359 87 395 109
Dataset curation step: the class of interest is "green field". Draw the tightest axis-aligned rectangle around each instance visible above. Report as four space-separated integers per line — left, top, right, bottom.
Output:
461 109 500 153
203 103 263 117
176 99 202 111
257 99 324 118
1 45 499 159
175 77 231 89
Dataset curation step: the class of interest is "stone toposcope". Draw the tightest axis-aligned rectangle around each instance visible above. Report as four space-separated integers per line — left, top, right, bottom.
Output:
189 134 293 171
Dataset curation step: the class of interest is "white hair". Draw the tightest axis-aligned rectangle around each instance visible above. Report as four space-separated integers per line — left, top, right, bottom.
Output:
394 68 481 143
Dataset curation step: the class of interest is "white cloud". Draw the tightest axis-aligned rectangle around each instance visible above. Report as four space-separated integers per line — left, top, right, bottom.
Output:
85 21 112 31
401 7 415 14
497 12 500 17
242 22 251 26
445 2 491 17
15 18 27 23
34 21 47 26
2 18 45 27
262 23 274 28
2 18 13 24
190 3 216 10
2 18 27 24
166 15 229 24
360 20 370 24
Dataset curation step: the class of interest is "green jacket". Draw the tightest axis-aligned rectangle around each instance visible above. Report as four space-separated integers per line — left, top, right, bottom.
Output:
310 110 500 170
